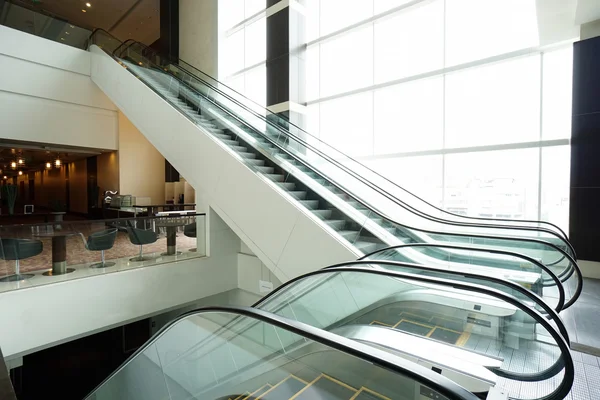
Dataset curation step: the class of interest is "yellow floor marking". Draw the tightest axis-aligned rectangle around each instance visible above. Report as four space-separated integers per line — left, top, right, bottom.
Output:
393 318 434 330
288 374 322 400
349 386 392 400
320 374 357 391
456 324 474 347
290 374 309 385
242 384 272 400
256 375 303 399
370 320 393 327
231 391 250 400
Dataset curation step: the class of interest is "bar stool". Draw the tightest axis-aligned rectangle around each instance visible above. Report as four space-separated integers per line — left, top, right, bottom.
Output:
86 228 118 268
183 222 197 252
127 226 158 262
0 238 43 282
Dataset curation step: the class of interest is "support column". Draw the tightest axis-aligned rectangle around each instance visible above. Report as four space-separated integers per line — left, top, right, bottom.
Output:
570 33 600 261
266 0 306 130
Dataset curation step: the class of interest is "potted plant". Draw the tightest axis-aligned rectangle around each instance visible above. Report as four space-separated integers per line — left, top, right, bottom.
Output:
2 184 18 215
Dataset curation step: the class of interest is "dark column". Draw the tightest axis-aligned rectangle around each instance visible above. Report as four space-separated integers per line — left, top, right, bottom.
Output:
570 36 600 261
153 0 179 58
87 156 98 214
266 1 305 128
165 160 180 182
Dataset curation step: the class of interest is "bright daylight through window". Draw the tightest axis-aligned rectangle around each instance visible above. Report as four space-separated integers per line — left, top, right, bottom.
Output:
219 0 575 232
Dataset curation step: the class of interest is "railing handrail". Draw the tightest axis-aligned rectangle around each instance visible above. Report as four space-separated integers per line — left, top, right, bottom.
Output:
84 305 480 400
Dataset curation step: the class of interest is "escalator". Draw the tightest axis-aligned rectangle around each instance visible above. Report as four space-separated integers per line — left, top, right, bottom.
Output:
86 30 582 308
86 264 574 400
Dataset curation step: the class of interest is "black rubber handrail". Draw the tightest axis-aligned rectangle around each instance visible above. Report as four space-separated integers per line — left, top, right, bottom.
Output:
254 262 568 344
253 264 573 400
112 42 579 275
114 39 574 256
114 40 576 248
359 243 575 311
84 306 479 400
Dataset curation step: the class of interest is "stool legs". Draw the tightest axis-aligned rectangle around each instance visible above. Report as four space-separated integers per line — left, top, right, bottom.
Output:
0 259 35 282
90 250 116 269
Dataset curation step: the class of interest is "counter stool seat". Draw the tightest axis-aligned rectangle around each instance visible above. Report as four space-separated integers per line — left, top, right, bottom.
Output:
127 226 158 262
86 228 118 268
183 223 197 252
0 238 43 282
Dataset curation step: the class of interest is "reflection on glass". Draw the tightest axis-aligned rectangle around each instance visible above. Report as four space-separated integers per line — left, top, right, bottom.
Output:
443 149 540 220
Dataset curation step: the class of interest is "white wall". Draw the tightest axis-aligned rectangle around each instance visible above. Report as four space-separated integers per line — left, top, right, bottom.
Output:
0 208 240 360
179 0 218 77
0 25 118 149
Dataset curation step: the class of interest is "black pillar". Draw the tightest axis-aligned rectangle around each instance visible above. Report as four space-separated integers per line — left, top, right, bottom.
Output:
153 0 179 58
266 1 305 125
570 36 600 261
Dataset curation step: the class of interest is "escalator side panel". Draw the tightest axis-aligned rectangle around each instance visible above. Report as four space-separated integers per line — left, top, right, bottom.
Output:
89 45 358 280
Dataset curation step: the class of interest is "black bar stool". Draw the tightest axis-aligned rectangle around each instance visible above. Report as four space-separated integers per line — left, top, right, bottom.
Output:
0 238 43 282
85 228 118 268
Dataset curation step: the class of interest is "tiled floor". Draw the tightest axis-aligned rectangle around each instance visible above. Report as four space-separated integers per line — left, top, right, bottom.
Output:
562 278 600 352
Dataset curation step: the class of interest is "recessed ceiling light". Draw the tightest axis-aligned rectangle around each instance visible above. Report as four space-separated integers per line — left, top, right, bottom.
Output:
70 25 75 28
65 31 70 35
61 37 65 41
82 9 86 13
86 2 91 7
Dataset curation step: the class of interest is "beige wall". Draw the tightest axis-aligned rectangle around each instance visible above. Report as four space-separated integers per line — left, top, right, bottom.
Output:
97 151 119 197
179 0 218 77
68 159 88 214
118 112 165 203
581 19 600 40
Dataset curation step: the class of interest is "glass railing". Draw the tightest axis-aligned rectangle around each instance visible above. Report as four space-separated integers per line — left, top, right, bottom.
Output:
86 306 479 400
0 2 91 49
121 38 570 242
107 39 582 305
0 213 205 291
87 31 581 304
360 244 579 311
254 265 574 400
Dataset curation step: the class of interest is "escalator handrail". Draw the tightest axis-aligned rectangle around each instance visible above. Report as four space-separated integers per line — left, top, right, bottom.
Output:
84 305 480 400
113 43 580 278
358 243 570 311
114 39 573 251
124 39 570 241
319 262 569 343
253 264 574 400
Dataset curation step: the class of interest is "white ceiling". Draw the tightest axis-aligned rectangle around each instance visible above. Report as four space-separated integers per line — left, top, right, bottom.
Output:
11 0 160 44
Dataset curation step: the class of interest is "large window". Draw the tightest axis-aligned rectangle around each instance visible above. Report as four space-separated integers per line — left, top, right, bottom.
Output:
304 0 575 231
218 0 267 106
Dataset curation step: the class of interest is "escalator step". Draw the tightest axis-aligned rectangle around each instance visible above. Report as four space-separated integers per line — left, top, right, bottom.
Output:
247 159 266 166
239 152 257 159
277 182 296 190
256 166 276 174
354 241 379 253
242 383 272 399
259 376 306 399
289 191 307 200
312 209 333 219
300 200 319 209
266 174 285 182
293 375 356 400
338 230 359 242
325 220 346 230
